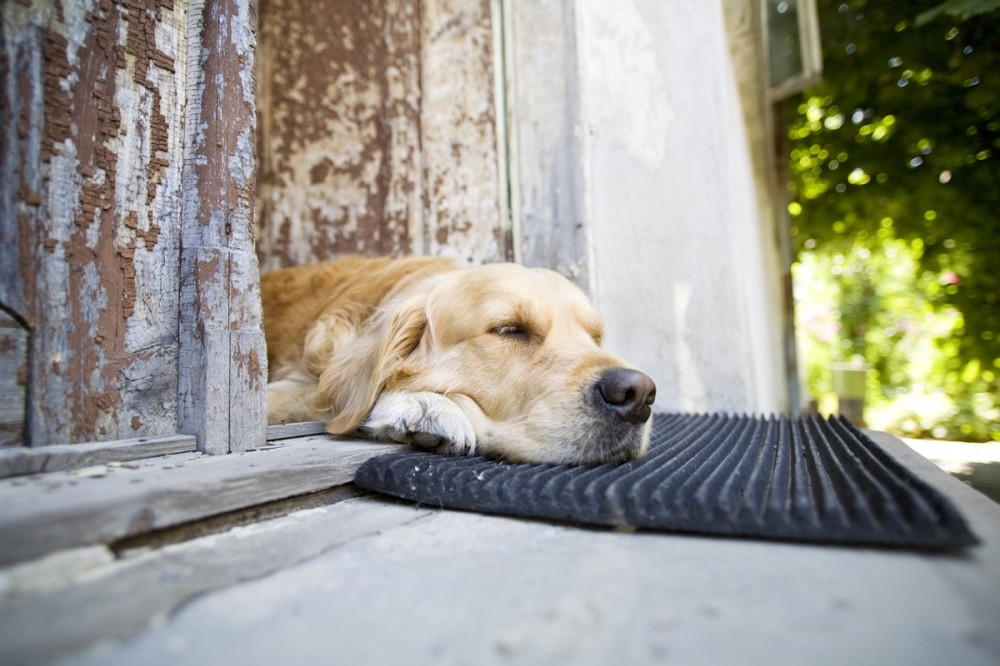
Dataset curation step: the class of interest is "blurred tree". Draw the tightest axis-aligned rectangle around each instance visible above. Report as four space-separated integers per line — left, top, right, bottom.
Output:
786 0 999 440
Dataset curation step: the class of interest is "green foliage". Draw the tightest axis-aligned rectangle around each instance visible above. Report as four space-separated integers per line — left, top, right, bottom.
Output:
794 234 998 440
787 0 999 441
916 0 1000 25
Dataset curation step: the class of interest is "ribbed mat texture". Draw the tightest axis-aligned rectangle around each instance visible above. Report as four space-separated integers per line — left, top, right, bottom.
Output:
354 413 978 549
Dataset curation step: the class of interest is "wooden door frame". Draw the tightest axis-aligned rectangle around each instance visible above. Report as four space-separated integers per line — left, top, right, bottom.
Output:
177 0 267 455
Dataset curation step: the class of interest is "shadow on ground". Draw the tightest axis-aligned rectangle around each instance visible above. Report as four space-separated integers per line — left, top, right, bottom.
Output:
945 462 1000 504
901 438 1000 505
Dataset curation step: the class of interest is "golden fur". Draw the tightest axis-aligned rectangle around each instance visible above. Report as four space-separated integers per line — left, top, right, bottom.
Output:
262 256 655 464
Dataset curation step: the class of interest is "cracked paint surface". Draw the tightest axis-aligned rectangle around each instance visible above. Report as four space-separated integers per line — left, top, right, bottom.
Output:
255 0 506 270
177 0 267 454
1 0 187 445
0 0 267 453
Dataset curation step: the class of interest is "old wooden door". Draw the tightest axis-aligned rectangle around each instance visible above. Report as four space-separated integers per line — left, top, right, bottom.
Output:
254 0 510 269
1 0 265 454
2 0 510 453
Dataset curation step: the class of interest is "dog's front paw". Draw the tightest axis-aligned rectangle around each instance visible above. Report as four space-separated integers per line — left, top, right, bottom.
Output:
362 391 476 456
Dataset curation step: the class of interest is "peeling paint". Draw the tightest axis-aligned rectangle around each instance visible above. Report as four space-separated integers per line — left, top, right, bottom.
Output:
254 0 505 270
178 0 266 454
255 0 419 267
0 0 507 452
1 0 187 445
420 0 504 265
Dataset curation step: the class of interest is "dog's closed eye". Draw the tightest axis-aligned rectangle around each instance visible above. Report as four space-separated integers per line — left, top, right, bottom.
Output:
491 323 532 341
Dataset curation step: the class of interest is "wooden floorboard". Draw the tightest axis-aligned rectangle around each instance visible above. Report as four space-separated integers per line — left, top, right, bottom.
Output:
0 499 430 666
0 435 403 566
266 421 328 440
0 434 197 479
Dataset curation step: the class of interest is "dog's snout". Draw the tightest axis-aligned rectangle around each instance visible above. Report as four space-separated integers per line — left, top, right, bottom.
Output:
596 368 656 424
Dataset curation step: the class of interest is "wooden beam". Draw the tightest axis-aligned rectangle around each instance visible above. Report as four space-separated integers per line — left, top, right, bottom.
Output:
504 0 591 287
0 435 403 567
420 0 506 264
178 0 268 454
1 0 191 445
0 434 196 479
266 421 328 440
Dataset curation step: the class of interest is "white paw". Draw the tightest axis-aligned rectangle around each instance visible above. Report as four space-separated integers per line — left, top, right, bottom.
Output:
362 391 477 456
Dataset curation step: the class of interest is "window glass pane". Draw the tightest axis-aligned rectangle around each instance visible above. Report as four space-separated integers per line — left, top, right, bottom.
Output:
768 0 804 86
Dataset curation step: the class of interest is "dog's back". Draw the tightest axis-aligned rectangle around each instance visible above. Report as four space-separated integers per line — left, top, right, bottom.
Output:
261 255 456 379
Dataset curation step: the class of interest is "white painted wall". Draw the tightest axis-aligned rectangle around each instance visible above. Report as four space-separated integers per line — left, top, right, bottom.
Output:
509 0 788 414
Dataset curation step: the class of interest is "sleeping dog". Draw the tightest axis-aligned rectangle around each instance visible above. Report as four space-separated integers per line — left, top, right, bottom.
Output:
262 256 655 465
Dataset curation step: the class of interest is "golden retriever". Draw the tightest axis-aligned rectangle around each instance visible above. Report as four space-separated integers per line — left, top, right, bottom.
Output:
261 256 656 465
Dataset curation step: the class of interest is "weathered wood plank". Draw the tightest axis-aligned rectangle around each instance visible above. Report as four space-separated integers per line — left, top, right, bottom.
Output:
0 435 403 566
505 0 590 287
0 0 189 446
420 0 507 264
266 421 328 440
0 499 430 666
254 0 505 270
0 434 197 479
255 0 423 267
177 0 268 454
0 310 29 446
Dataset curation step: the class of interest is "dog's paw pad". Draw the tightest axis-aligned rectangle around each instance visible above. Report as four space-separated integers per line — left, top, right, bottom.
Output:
433 438 473 457
363 391 476 456
412 432 442 448
384 426 410 444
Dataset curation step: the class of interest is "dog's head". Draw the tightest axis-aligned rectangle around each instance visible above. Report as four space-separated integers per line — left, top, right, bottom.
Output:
322 263 655 464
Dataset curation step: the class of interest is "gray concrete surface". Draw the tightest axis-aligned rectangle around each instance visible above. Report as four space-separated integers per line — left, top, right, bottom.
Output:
58 433 1000 666
904 438 1000 504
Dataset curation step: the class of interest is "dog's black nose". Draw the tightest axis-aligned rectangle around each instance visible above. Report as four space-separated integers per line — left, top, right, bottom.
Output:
596 368 656 424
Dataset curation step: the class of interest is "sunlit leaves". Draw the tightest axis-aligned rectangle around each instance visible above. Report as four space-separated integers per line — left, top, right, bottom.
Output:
787 0 1000 440
795 232 997 440
788 97 901 199
847 167 871 184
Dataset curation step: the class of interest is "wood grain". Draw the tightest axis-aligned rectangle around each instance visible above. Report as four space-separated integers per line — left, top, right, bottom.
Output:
0 0 190 445
0 434 196 478
177 0 268 455
0 499 429 665
0 435 404 566
1 1 267 453
266 421 328 440
0 310 29 446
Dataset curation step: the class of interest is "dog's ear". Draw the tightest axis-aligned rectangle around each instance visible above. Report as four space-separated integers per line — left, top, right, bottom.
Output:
320 292 427 434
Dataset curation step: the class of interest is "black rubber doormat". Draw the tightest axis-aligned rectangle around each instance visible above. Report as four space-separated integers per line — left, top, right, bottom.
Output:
354 413 979 549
